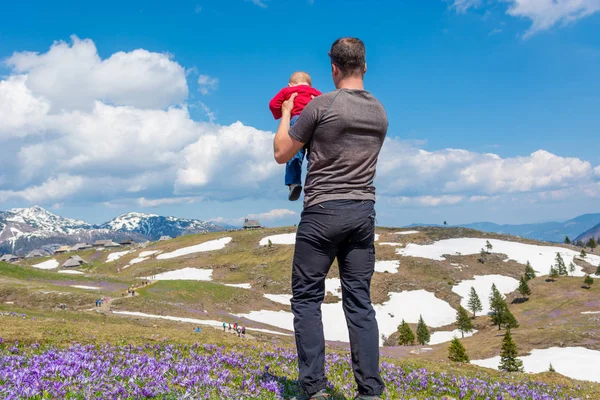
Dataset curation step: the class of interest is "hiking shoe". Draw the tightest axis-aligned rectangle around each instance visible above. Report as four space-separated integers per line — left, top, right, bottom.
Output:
291 388 329 400
288 184 302 201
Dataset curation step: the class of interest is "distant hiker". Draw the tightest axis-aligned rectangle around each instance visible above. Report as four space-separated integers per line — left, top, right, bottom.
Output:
273 38 387 399
270 72 322 201
223 322 227 332
241 326 246 337
228 323 232 332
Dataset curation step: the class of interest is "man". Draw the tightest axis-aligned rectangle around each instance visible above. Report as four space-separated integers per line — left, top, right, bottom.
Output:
273 37 388 400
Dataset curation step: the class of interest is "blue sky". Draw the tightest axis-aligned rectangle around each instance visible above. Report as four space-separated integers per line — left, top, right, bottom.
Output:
0 0 599 227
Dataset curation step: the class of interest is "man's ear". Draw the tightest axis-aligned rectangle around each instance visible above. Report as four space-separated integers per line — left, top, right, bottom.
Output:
331 63 339 76
364 62 368 75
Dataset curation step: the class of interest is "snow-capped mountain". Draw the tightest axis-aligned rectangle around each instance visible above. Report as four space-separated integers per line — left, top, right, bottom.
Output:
100 212 225 241
0 206 225 255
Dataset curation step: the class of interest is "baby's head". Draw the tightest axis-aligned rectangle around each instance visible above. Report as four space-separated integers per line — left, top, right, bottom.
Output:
288 71 312 87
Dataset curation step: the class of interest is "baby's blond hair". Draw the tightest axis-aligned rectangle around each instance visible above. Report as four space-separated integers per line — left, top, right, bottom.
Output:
289 71 312 86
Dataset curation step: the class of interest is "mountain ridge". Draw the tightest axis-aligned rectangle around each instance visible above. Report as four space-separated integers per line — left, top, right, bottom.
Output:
0 206 226 255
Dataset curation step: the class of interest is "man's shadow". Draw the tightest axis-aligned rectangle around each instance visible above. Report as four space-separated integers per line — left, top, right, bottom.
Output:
262 369 349 399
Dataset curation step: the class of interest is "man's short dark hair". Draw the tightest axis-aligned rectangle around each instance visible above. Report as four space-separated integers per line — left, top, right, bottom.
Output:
329 37 366 77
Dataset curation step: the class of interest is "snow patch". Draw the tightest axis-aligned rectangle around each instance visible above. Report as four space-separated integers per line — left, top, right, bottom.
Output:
32 259 59 270
259 233 296 246
70 285 101 290
395 231 420 235
58 270 84 275
143 267 213 281
112 311 291 336
581 311 600 315
472 347 600 383
243 289 457 345
429 329 477 345
452 275 520 315
107 250 132 263
374 234 380 241
139 250 160 258
375 260 400 273
157 237 232 259
264 294 293 305
379 242 402 247
224 283 252 289
397 238 599 277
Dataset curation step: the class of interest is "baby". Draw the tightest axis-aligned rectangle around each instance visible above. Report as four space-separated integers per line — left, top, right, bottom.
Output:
269 72 321 201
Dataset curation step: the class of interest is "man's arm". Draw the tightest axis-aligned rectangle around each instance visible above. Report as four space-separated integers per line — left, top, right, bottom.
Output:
273 93 305 164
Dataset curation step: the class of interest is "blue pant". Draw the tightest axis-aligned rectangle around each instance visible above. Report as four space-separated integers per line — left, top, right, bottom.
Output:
285 115 309 186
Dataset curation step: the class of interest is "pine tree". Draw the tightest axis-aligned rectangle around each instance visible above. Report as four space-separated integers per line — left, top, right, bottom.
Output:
456 306 473 338
569 262 576 275
576 240 584 248
397 320 415 346
580 249 587 259
584 275 594 289
595 264 600 276
499 329 524 372
416 315 430 345
549 265 559 282
448 337 470 363
467 287 483 318
486 240 493 253
564 236 571 245
517 276 531 300
489 284 506 330
502 308 519 330
555 253 567 276
587 237 597 251
524 261 536 281
549 363 556 373
479 248 487 264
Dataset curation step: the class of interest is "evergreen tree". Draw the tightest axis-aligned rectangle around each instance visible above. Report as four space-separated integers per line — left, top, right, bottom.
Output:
467 287 483 318
595 264 600 276
549 363 556 373
489 284 507 330
576 240 584 248
443 221 447 227
456 306 473 338
524 261 536 281
448 337 470 363
580 249 587 259
502 308 519 330
569 262 576 275
584 275 594 289
555 253 567 276
416 315 430 345
587 237 597 251
486 240 493 253
517 276 531 300
549 265 559 281
397 320 415 346
499 329 524 372
564 236 571 245
479 248 487 264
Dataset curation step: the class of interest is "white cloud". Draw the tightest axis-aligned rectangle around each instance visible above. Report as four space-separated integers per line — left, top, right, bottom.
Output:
137 197 202 207
247 209 297 221
197 74 219 95
386 195 465 207
507 0 600 37
0 174 84 203
448 0 600 36
0 75 50 139
5 35 187 112
248 0 268 8
175 122 281 197
449 0 481 13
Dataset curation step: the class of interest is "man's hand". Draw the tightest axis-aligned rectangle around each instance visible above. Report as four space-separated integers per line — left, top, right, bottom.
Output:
281 93 297 116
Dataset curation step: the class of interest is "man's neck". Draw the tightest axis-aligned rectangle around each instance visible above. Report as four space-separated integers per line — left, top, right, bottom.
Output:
336 76 364 90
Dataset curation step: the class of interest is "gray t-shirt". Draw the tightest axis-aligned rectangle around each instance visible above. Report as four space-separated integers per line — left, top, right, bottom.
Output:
289 88 388 208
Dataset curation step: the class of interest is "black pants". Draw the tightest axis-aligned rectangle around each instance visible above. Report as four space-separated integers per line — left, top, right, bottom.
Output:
291 200 384 396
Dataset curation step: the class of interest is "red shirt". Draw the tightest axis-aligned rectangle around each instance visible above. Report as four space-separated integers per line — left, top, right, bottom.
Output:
269 85 322 120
